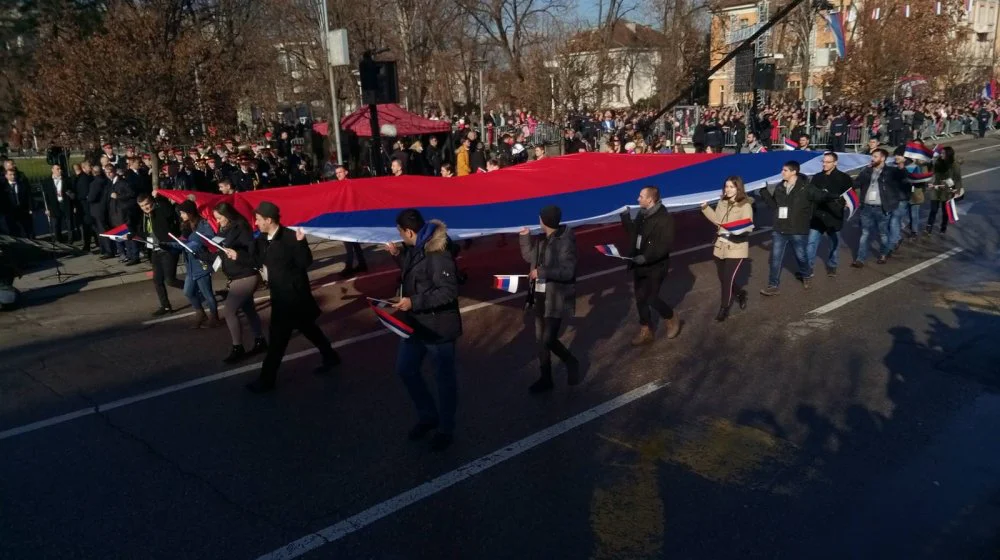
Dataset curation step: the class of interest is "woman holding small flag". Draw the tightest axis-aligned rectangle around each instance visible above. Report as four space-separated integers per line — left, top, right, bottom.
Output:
213 202 267 364
171 200 219 329
519 205 581 394
927 145 963 235
701 176 753 322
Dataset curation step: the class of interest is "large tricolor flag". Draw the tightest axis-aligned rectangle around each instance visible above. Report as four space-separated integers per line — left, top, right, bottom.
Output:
493 274 526 293
904 142 934 162
100 224 129 240
982 78 997 100
842 189 860 220
158 152 872 244
825 11 847 58
946 199 960 223
905 166 934 184
721 218 753 235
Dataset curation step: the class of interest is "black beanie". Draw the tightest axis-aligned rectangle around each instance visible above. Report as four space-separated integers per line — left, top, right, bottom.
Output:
539 205 562 229
177 199 198 217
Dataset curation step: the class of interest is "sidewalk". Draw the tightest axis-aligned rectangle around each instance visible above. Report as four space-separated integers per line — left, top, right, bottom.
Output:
16 237 356 301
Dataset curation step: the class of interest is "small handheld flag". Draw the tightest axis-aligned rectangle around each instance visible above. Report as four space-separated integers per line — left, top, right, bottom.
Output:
168 232 196 254
932 144 944 159
368 299 414 339
492 275 527 293
946 198 959 223
195 231 226 252
842 189 860 220
783 138 798 150
720 218 753 236
100 224 129 241
595 244 631 259
904 142 933 162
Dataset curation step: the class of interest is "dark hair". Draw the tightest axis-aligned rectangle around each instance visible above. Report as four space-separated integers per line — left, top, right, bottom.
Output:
722 176 748 204
391 158 403 168
213 202 247 228
934 146 955 173
798 133 810 141
218 178 232 188
487 158 500 167
440 162 453 174
823 151 838 161
396 208 425 233
873 148 889 159
642 185 661 202
136 193 152 204
783 160 800 173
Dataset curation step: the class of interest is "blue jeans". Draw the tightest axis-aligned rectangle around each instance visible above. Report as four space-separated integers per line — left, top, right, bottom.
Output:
768 231 809 287
184 274 217 314
905 202 922 233
858 205 891 262
889 201 907 247
807 228 841 271
396 339 458 435
116 239 139 261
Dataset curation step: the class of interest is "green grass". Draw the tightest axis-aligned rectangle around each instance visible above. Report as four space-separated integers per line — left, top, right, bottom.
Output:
8 155 86 184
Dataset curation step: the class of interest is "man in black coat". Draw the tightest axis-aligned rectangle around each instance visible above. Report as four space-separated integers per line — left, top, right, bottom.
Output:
621 186 678 346
385 208 461 451
759 160 836 294
73 162 97 252
807 152 854 277
87 164 116 259
829 112 849 152
1 162 32 237
40 164 72 243
129 192 183 314
227 201 340 394
852 148 907 266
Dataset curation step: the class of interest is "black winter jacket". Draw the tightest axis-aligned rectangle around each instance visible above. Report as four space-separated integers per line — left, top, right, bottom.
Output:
809 168 854 232
395 220 462 343
248 226 320 326
621 203 674 276
759 174 834 235
219 220 259 280
854 164 907 213
128 195 179 245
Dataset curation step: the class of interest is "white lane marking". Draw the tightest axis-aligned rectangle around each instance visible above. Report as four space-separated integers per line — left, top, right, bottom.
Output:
968 144 1000 153
807 248 963 316
963 165 1000 178
255 380 671 560
142 296 271 326
0 230 766 442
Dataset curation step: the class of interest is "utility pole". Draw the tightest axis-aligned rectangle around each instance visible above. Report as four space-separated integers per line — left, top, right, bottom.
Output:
317 0 344 165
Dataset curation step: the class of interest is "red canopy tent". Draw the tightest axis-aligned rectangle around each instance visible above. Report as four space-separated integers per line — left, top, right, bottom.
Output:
335 103 451 137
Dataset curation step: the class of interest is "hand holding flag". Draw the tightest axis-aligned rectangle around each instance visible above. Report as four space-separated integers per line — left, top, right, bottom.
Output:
168 232 196 254
842 188 860 220
493 274 528 293
595 244 631 259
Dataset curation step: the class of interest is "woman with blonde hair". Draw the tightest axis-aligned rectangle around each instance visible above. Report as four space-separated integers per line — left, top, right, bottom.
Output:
701 176 753 322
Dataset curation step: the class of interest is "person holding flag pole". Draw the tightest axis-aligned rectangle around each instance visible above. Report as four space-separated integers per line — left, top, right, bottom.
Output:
806 152 854 277
168 199 219 329
519 205 581 394
700 176 753 322
384 209 462 451
212 202 267 364
927 145 963 235
621 186 678 345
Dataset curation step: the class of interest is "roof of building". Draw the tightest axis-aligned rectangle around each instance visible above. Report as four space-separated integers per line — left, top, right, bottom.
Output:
567 20 670 52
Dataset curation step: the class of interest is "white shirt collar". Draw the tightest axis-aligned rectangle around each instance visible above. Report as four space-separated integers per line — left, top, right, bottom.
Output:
267 228 278 241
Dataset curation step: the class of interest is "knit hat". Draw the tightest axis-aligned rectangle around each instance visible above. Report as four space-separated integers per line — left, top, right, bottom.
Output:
177 199 198 217
254 201 280 221
539 205 562 229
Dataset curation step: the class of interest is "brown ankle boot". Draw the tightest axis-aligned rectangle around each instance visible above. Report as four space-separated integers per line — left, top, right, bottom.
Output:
189 309 207 329
665 314 681 339
631 325 654 346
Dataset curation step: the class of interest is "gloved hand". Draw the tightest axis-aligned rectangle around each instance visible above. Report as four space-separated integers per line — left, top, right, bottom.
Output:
632 255 646 265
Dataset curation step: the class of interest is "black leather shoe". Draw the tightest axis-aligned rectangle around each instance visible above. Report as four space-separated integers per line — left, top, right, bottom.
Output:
407 421 438 440
246 338 267 356
151 307 173 317
736 289 748 310
223 345 246 364
566 358 584 386
715 306 730 322
429 433 453 452
314 351 341 374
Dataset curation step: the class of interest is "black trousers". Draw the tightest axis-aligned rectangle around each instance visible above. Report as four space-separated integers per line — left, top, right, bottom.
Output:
79 214 96 250
534 294 575 378
48 211 69 242
259 317 337 386
634 267 673 326
151 250 181 308
926 201 950 233
345 242 367 269
715 257 746 309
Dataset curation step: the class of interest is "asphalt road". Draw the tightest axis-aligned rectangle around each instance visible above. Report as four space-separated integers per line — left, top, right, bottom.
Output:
2 138 1000 560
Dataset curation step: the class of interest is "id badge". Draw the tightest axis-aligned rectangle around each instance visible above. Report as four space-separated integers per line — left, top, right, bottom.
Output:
535 280 547 293
635 234 643 249
778 207 789 220
212 256 222 272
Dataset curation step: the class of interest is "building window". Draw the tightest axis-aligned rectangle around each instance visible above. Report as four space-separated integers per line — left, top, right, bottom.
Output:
978 32 989 42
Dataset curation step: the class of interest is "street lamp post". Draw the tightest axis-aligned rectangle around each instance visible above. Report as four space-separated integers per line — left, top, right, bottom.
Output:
474 59 486 142
550 75 556 117
316 0 344 165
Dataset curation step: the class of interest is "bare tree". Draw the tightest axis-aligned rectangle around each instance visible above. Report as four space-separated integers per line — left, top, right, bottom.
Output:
458 0 569 82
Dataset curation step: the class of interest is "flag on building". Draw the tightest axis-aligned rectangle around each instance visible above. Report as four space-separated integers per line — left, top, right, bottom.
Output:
871 7 881 19
982 78 998 99
825 11 848 58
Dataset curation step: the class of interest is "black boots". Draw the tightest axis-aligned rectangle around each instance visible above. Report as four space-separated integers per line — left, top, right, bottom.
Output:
715 306 730 322
735 289 748 310
223 345 246 364
248 337 268 356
